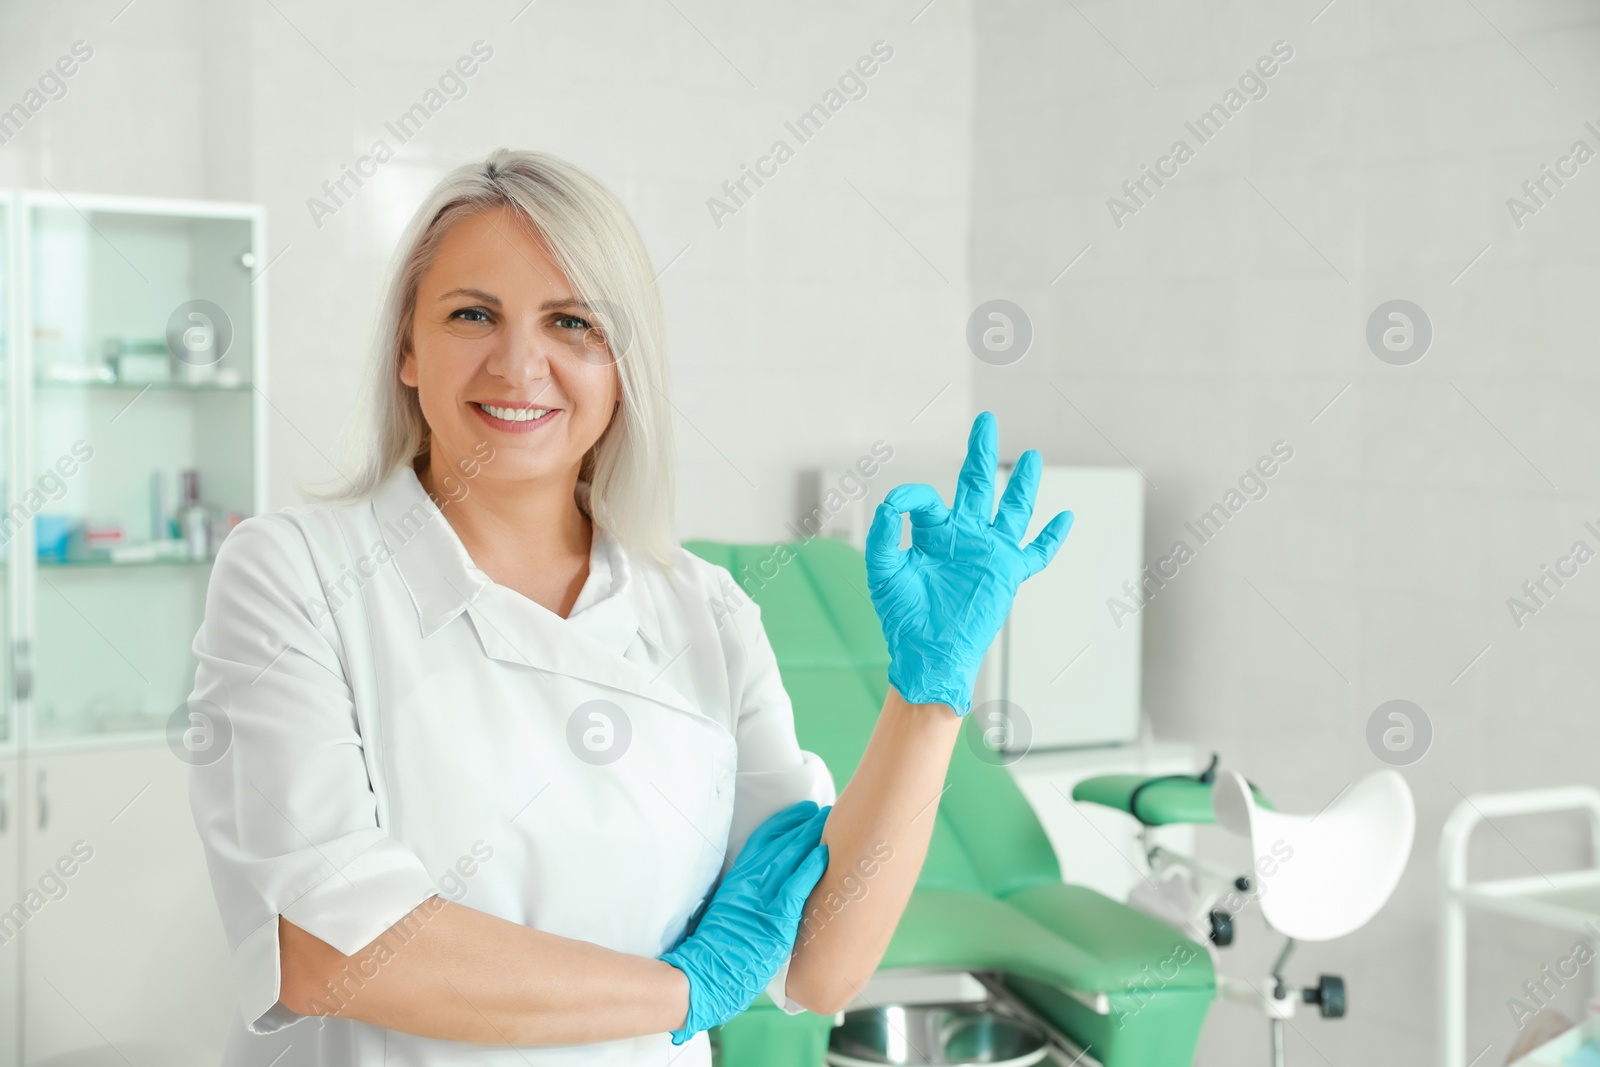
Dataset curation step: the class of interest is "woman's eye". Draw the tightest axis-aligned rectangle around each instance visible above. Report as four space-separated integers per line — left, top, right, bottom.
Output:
451 307 492 324
554 314 592 331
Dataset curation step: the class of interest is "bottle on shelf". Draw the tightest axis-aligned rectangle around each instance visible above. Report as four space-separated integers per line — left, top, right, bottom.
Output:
150 470 168 541
179 469 209 561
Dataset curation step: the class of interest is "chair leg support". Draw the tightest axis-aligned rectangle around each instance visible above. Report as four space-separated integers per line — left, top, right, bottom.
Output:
972 970 1101 1066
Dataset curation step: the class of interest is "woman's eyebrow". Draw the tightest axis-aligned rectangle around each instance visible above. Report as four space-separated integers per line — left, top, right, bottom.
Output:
437 287 501 305
435 287 588 312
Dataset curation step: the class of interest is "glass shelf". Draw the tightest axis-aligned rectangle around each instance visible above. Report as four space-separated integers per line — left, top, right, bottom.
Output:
31 712 170 743
38 553 217 569
0 556 216 572
36 377 251 392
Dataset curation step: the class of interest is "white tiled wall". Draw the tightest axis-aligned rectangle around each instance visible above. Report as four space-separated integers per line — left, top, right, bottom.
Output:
0 0 976 544
972 2 1600 1064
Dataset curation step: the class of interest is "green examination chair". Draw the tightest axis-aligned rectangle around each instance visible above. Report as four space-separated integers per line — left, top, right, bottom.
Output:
684 538 1213 1067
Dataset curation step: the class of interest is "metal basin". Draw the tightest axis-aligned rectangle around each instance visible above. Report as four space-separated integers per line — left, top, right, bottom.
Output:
826 1002 1051 1067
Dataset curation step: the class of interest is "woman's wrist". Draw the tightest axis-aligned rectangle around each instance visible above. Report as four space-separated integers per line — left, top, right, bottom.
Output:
657 956 692 1037
886 684 964 723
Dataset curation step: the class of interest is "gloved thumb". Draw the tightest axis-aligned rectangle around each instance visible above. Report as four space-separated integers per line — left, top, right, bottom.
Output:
777 842 829 920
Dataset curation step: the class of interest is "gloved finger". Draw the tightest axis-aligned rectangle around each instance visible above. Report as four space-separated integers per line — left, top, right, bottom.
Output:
951 411 998 525
882 483 951 533
869 484 950 579
865 498 909 578
735 826 820 900
1020 509 1074 579
755 805 831 898
736 800 819 869
992 449 1041 543
746 800 817 855
774 842 830 918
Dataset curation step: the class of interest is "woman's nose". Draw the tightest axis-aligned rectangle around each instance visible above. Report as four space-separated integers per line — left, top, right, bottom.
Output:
484 326 556 391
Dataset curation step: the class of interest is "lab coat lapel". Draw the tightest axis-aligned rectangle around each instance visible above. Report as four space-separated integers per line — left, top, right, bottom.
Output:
371 465 704 722
465 543 705 722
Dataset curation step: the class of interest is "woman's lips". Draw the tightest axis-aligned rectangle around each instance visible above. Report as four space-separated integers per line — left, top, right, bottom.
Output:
471 402 561 435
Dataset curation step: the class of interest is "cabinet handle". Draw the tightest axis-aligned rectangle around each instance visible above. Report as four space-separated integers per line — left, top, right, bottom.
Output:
37 769 47 831
12 638 31 702
0 770 6 833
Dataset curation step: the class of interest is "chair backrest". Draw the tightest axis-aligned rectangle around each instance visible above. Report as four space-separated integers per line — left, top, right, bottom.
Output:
684 538 1062 900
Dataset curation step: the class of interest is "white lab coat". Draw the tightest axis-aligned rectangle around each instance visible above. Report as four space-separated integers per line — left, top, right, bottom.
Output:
186 463 836 1066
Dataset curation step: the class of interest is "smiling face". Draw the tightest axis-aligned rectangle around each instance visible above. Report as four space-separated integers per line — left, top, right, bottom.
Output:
400 204 621 499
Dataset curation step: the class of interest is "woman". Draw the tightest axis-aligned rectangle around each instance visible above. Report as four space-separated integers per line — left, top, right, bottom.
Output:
187 148 1072 1066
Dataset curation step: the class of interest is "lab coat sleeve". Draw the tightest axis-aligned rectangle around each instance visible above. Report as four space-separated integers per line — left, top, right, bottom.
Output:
713 566 837 1016
186 514 442 1035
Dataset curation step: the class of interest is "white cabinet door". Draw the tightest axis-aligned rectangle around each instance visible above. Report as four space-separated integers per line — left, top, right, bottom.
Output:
0 755 20 1067
1000 465 1145 749
19 744 232 1066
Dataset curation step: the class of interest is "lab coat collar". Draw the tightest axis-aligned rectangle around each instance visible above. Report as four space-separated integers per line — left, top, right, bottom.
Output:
371 465 488 640
369 466 694 717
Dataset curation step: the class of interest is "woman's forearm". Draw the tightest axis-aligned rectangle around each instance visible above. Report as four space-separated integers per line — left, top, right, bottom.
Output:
784 686 963 1015
278 901 688 1045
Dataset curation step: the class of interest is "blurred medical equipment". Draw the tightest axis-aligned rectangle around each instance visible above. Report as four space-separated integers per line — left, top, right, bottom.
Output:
1 188 265 1064
1071 762 1415 1067
1217 766 1414 1064
1440 786 1600 1067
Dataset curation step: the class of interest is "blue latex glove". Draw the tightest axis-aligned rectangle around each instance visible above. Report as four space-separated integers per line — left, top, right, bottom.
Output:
865 411 1073 716
661 799 830 1045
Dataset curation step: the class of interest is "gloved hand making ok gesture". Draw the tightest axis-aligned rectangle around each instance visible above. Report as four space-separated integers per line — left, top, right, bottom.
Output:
865 411 1073 717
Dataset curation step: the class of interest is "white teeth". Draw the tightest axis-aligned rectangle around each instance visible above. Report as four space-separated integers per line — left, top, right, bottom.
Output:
479 404 552 422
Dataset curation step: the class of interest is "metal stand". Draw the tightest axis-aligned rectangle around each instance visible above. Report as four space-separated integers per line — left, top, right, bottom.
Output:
1269 939 1296 1067
1213 936 1344 1067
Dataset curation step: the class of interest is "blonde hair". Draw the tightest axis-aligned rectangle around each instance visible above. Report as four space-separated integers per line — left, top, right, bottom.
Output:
303 148 680 572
